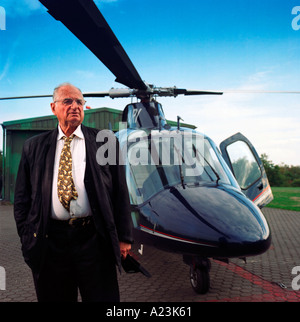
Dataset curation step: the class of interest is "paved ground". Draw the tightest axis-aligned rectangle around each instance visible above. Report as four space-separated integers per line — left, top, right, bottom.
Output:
1 204 300 302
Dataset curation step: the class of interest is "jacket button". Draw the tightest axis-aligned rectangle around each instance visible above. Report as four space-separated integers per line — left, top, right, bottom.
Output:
45 234 48 238
33 233 37 238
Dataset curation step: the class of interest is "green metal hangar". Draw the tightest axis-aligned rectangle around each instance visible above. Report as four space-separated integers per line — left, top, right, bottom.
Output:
1 107 196 203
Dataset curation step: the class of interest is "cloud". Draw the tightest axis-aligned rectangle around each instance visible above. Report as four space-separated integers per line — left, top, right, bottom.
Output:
1 0 43 17
159 69 300 165
1 0 120 17
0 38 20 84
0 61 10 81
94 0 119 4
94 0 119 8
75 70 97 79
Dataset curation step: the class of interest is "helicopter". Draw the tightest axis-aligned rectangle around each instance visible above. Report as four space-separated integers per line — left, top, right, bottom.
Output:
2 0 294 295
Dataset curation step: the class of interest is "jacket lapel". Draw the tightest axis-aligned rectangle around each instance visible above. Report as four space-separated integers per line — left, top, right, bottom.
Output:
42 128 58 229
81 124 98 179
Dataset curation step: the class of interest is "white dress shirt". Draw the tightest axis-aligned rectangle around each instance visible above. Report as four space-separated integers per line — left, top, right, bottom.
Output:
51 125 92 220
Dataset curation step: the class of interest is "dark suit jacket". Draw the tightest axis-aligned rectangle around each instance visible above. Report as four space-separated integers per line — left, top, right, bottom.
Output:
14 124 133 273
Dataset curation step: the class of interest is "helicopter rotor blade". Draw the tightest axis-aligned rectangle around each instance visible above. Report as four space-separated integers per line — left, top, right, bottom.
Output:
146 88 300 97
39 0 148 91
0 95 53 101
83 92 110 98
174 89 223 96
0 93 112 101
148 87 223 97
0 90 137 101
84 89 135 99
222 90 300 94
1 88 299 102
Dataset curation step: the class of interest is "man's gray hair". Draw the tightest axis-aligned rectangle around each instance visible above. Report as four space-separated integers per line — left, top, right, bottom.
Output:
53 82 83 101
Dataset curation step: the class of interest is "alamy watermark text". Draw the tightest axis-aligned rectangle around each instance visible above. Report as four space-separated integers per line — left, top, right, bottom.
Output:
0 6 6 31
292 6 300 30
0 266 5 290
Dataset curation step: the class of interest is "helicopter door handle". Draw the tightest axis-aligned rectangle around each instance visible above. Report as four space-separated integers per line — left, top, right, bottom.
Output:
257 183 263 191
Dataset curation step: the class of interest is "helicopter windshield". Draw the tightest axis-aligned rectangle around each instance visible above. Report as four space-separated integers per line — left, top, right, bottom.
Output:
126 131 231 205
124 102 168 129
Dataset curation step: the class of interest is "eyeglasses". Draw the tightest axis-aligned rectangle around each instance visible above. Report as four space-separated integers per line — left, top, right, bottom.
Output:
54 98 86 106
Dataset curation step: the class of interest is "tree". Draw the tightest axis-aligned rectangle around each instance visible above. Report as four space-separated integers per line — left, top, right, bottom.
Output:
261 154 300 187
260 154 283 186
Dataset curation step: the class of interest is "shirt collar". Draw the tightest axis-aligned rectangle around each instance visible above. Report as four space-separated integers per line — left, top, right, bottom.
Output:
57 124 84 140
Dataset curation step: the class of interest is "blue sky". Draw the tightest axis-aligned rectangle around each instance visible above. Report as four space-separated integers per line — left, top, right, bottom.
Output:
0 0 300 165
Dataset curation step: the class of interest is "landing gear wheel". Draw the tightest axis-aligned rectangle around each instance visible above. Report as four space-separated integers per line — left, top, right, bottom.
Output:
190 266 210 294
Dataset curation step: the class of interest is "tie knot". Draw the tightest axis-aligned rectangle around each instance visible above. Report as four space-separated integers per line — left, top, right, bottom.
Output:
63 134 75 144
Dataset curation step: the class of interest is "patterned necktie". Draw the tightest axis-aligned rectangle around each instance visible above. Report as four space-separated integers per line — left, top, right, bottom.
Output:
57 134 78 211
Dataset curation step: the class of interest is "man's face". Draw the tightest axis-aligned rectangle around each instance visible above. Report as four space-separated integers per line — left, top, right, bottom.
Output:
51 85 85 130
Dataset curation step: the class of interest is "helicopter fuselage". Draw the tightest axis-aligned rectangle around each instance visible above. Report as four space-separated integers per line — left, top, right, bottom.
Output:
116 124 271 260
132 182 271 258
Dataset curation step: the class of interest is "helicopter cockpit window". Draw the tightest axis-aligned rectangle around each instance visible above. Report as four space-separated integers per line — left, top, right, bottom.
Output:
226 141 261 189
126 132 231 204
125 102 168 129
184 137 231 186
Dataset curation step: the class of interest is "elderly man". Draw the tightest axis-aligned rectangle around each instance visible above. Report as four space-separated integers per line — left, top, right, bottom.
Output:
14 83 133 302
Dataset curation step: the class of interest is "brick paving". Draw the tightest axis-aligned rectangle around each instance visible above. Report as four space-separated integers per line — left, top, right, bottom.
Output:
1 204 300 302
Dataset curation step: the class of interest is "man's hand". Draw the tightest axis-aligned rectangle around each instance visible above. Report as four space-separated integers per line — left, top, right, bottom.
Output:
119 241 131 259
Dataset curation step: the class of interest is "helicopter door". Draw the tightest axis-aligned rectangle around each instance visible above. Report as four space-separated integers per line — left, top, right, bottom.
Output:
220 132 273 208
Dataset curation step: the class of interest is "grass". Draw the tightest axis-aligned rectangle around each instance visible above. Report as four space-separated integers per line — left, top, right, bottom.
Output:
266 187 300 212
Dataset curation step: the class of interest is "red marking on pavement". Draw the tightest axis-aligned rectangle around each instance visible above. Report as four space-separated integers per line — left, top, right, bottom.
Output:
205 260 300 302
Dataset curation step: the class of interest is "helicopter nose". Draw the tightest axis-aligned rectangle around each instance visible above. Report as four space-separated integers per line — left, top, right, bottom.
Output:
145 184 271 258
